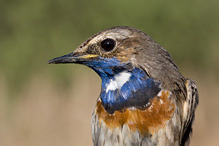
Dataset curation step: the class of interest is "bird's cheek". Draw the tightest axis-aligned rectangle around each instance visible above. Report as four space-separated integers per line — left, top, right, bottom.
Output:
115 48 136 63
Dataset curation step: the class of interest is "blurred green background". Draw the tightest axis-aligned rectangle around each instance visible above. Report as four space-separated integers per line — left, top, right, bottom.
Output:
0 0 219 146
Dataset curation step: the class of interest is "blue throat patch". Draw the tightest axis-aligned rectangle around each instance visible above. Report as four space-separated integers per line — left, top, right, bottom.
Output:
84 57 161 114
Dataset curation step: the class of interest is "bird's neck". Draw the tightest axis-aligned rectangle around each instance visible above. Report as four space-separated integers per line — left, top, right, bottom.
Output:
100 68 161 114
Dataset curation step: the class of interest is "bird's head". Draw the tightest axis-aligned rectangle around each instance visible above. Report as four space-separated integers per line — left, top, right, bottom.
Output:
48 26 146 78
48 26 184 113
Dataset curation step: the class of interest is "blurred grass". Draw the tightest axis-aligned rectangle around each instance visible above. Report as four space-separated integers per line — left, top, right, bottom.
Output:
0 0 219 145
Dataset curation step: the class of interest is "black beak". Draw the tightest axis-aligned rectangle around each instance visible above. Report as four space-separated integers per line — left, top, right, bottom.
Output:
48 52 98 64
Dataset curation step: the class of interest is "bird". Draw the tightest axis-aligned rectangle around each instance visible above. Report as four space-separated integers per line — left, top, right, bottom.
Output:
48 26 199 146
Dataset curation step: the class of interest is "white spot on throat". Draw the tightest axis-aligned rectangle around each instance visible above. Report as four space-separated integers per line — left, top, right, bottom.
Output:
106 71 131 93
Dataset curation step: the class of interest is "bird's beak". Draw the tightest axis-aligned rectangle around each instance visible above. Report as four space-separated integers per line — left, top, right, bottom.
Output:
48 52 99 64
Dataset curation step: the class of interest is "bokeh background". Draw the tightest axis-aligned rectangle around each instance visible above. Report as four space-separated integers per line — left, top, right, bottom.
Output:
0 0 219 146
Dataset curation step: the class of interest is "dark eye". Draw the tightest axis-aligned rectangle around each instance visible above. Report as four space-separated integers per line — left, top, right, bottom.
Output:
101 39 116 51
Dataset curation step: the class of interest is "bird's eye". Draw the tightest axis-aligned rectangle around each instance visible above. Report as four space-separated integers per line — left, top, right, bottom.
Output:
101 39 116 52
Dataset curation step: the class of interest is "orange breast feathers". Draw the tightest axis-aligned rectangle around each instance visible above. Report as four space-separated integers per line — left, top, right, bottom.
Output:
95 90 175 135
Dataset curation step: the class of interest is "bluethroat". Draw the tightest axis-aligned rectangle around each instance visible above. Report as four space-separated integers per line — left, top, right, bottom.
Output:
48 26 199 146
